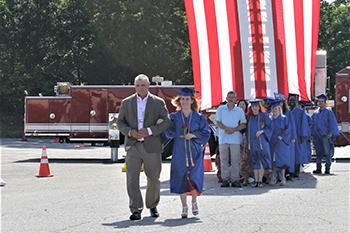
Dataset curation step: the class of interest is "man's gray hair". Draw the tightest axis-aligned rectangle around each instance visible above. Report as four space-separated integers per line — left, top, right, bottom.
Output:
134 74 150 84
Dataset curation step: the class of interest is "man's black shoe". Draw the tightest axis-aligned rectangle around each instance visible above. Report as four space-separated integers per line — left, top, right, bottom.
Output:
325 169 330 175
231 180 242 188
150 207 159 218
221 180 230 187
313 169 322 174
129 212 141 221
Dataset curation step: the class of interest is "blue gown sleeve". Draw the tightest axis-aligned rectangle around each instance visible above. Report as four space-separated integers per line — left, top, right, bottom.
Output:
287 110 297 140
164 112 177 139
328 110 340 137
281 116 291 145
192 114 211 145
300 110 310 138
262 112 273 141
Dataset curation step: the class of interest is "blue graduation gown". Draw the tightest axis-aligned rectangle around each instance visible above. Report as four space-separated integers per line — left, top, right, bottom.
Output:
271 115 291 169
311 108 340 158
165 111 210 194
248 112 273 170
284 110 296 172
305 115 312 162
291 107 311 164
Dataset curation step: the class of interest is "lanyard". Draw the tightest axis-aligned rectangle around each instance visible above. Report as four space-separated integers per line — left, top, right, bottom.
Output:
181 111 195 168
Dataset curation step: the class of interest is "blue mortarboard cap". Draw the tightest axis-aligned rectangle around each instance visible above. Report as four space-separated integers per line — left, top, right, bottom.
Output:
249 99 261 106
271 100 282 109
274 93 285 101
180 87 195 97
288 93 299 100
316 94 327 101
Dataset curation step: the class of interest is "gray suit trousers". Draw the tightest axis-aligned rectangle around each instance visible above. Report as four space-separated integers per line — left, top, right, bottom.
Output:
126 141 161 213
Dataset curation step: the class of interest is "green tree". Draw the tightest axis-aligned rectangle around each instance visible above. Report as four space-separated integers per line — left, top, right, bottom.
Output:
0 0 96 136
318 0 350 99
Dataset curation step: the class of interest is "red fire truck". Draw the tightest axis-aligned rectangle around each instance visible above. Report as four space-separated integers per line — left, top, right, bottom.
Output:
24 82 218 159
335 66 350 146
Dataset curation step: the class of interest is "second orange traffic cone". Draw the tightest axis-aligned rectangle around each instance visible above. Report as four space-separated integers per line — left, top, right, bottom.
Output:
203 143 214 172
36 146 53 177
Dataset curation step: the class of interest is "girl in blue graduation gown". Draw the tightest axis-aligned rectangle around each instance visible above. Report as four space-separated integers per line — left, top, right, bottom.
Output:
164 88 210 218
247 100 273 187
271 102 291 185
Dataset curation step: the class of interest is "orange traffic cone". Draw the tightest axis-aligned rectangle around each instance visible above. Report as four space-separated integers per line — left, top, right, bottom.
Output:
36 146 53 177
203 143 214 172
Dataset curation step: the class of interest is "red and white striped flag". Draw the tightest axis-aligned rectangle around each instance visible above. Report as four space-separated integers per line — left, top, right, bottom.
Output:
185 0 320 110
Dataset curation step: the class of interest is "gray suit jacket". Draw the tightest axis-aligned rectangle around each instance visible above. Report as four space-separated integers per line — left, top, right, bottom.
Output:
117 93 170 153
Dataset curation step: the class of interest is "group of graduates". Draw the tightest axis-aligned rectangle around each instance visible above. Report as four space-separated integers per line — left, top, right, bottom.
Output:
117 74 341 220
215 93 340 187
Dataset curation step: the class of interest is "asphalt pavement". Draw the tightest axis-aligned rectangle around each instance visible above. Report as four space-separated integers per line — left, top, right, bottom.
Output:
1 138 349 233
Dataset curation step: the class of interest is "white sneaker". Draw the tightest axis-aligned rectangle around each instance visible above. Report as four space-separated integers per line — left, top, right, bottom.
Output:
0 178 6 187
192 202 199 216
181 206 188 218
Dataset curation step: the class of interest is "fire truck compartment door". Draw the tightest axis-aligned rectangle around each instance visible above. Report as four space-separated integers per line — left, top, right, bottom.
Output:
89 89 108 135
48 99 71 132
25 98 49 133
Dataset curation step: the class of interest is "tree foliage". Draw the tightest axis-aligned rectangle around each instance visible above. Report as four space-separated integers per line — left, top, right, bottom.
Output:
0 0 348 136
318 0 350 98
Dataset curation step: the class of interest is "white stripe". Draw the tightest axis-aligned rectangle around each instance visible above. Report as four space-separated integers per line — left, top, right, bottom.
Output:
90 126 108 131
214 0 233 100
282 0 300 95
260 0 279 97
26 123 108 132
193 0 212 109
237 0 256 99
40 159 49 163
303 0 313 100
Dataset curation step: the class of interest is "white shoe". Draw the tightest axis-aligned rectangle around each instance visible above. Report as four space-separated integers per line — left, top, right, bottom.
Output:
0 178 6 187
181 206 188 218
192 202 199 216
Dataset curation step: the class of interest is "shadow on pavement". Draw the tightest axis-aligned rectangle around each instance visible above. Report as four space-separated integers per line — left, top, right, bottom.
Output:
102 216 202 229
14 158 125 164
139 172 318 196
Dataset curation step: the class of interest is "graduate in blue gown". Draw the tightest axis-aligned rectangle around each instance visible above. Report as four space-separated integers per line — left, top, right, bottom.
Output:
275 93 297 179
164 88 210 218
311 94 340 174
247 100 273 187
270 101 291 185
303 104 313 164
288 93 312 177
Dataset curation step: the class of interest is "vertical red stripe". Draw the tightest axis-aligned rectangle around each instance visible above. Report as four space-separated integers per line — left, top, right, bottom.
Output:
203 0 222 107
249 0 267 98
226 0 244 99
184 0 202 103
271 0 289 97
294 0 308 101
310 0 320 99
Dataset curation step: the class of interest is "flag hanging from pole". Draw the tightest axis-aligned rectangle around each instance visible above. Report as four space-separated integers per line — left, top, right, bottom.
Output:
185 0 320 110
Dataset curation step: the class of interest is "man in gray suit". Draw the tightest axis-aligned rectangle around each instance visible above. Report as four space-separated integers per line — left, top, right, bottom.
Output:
117 74 170 220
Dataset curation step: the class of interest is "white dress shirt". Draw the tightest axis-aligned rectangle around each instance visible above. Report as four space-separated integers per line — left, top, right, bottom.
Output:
133 93 152 140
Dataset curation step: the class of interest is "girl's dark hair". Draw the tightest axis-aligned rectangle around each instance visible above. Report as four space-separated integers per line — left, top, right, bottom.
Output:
237 99 249 113
171 96 199 111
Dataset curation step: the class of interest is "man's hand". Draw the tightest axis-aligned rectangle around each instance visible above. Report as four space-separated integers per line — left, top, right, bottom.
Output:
256 130 264 138
129 129 139 139
224 127 236 134
278 136 282 140
138 128 149 138
291 139 296 144
184 133 196 140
